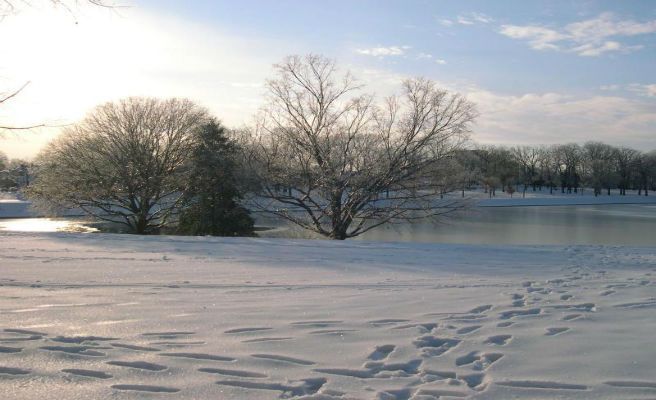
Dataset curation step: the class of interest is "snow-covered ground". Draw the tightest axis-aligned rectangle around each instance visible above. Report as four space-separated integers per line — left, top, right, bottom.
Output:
478 195 656 207
1 231 655 399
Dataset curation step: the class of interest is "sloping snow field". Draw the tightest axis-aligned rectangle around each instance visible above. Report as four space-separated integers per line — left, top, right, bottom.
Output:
0 231 655 399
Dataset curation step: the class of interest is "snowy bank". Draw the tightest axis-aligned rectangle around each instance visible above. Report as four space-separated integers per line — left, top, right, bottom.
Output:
478 194 656 207
0 232 655 399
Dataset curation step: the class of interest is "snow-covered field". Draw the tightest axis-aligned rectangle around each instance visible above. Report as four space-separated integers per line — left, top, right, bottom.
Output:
1 231 655 399
478 195 656 207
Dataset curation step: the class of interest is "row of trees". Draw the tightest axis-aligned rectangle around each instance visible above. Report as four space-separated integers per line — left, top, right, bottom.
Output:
8 55 656 239
0 153 32 191
461 143 656 198
27 98 254 235
22 55 476 239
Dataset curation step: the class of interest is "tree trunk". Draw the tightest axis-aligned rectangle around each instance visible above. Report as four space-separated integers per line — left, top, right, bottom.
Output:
329 230 348 240
135 216 149 234
329 190 347 240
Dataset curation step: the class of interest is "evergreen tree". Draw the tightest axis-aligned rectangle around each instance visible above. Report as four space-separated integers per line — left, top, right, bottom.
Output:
178 120 255 236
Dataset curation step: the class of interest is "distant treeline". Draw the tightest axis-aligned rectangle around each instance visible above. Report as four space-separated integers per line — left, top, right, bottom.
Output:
453 143 656 197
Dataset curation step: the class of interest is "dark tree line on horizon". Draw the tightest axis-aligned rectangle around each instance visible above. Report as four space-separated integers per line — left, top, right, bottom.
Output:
456 143 656 198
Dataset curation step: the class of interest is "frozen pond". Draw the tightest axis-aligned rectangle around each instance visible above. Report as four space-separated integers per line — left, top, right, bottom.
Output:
2 204 655 246
0 218 97 233
258 204 656 246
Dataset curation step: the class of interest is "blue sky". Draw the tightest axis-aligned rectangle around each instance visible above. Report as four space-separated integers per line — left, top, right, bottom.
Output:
138 0 656 93
1 0 655 158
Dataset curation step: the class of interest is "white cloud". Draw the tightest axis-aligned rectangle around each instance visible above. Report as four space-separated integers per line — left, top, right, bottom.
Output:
573 40 621 56
627 83 656 97
344 68 656 150
435 59 447 65
416 52 433 59
468 88 656 149
457 16 474 25
500 12 656 56
456 12 493 25
498 25 567 50
438 18 453 27
355 46 409 57
470 13 494 24
440 13 492 27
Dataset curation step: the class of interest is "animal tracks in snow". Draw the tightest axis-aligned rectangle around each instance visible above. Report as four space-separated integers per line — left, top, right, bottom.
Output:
413 336 461 357
545 327 570 336
198 367 268 378
0 366 30 375
62 368 113 379
455 351 504 370
1 259 653 399
106 360 168 371
496 380 588 390
111 384 181 393
251 354 316 366
368 344 396 361
484 335 512 346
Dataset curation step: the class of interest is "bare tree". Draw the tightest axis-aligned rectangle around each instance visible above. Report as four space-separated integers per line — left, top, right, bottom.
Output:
475 146 518 197
635 151 656 196
537 146 559 194
511 145 541 196
582 142 616 196
554 143 583 193
244 55 476 240
27 97 209 234
615 147 639 195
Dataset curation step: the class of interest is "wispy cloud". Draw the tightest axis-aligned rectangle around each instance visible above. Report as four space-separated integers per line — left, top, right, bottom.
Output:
456 16 475 25
440 12 493 27
460 13 493 25
438 18 453 27
435 59 447 65
355 45 410 57
607 83 656 97
500 12 656 56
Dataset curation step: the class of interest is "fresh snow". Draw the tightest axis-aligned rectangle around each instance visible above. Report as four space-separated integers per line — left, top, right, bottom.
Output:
0 231 655 399
478 195 656 207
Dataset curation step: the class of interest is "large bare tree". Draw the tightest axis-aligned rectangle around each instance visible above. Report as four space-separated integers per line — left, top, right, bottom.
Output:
27 97 208 233
244 55 476 239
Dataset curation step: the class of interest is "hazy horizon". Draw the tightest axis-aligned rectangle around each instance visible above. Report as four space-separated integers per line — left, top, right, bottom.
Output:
1 0 655 159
